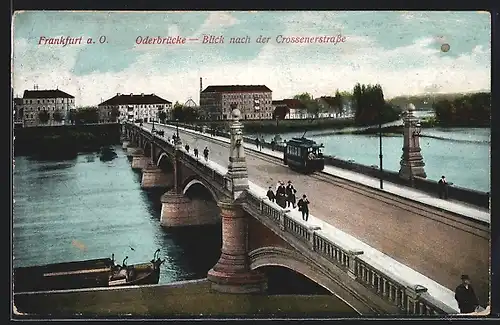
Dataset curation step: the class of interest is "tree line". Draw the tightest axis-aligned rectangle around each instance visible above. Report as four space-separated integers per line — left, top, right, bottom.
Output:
433 92 490 127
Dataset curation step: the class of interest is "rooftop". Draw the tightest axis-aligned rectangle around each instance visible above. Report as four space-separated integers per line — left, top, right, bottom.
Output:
201 85 272 93
98 93 172 106
23 89 75 99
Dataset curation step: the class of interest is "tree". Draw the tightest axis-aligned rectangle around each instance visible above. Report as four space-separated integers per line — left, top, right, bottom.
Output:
293 92 314 102
110 107 120 122
38 111 49 124
293 92 320 118
75 107 99 124
351 83 399 126
272 105 290 126
333 89 344 116
68 109 76 124
172 101 184 121
158 110 167 123
52 111 63 122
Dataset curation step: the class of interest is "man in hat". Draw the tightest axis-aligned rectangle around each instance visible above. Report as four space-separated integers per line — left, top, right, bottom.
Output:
276 181 287 208
455 275 479 313
297 194 310 221
285 180 297 209
438 175 449 199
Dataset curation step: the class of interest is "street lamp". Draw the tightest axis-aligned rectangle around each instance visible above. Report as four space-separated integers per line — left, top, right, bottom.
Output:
176 118 179 143
410 122 422 187
378 104 384 189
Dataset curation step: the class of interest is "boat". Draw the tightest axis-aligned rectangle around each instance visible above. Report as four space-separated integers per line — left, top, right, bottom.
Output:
13 249 165 293
99 146 118 161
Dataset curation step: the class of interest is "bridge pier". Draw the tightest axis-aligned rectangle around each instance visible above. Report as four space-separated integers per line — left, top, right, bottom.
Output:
126 147 143 157
160 191 192 227
131 153 150 170
141 165 173 189
207 201 267 294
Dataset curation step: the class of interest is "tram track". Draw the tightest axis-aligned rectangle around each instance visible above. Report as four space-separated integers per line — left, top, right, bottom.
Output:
151 124 490 240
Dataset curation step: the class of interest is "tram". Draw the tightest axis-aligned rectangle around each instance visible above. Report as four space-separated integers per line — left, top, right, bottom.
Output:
283 136 325 173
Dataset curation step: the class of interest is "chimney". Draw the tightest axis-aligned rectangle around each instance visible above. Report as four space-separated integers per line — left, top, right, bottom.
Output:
141 93 144 97
130 93 133 96
117 93 121 96
200 77 203 93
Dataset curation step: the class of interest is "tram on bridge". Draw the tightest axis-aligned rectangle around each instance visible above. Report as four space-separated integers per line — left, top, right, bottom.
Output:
283 136 325 173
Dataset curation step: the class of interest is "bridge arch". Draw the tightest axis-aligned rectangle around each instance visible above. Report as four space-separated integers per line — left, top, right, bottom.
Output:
143 141 152 156
249 246 362 315
157 152 173 168
182 176 220 203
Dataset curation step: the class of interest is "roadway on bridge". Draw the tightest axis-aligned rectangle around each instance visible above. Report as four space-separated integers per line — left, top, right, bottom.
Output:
144 123 490 307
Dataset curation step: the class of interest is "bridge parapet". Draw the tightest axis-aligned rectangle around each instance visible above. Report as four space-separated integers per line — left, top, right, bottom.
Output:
243 190 456 316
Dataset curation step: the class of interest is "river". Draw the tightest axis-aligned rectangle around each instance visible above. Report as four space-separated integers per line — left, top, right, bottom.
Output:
13 146 222 284
249 122 491 193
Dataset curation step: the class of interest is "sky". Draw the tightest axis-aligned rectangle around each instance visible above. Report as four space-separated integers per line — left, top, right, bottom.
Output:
12 11 491 107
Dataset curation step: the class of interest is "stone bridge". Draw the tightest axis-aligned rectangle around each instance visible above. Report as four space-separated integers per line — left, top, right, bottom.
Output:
121 116 462 316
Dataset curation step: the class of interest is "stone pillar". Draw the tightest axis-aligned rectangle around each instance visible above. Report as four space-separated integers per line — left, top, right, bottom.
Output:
160 190 192 227
207 201 267 293
122 140 130 150
131 153 150 170
141 165 173 189
207 104 266 294
126 147 143 157
398 103 427 180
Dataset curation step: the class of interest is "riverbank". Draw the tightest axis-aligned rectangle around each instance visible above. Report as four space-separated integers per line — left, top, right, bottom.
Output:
13 279 356 317
14 123 121 158
178 117 356 134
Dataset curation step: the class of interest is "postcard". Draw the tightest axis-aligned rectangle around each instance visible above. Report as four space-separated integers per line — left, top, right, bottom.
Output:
12 10 491 318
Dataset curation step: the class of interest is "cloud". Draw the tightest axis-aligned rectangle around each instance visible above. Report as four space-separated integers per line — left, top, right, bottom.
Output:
191 12 239 38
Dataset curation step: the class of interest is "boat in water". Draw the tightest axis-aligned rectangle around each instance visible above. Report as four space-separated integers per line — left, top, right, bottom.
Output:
99 146 118 161
13 249 165 293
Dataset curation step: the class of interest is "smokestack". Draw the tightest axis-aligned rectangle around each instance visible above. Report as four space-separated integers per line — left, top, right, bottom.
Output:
200 77 202 93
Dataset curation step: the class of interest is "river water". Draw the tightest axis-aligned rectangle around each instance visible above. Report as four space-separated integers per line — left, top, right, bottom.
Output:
13 147 222 284
250 123 491 193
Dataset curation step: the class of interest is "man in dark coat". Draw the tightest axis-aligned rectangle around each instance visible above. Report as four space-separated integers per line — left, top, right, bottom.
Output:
266 186 275 202
438 175 449 199
194 148 199 158
286 181 297 208
203 147 209 161
455 274 479 313
297 194 310 221
276 182 287 208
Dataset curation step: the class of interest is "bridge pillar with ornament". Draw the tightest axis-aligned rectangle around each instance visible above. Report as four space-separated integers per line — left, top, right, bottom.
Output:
159 139 193 227
207 104 267 294
398 103 427 183
141 142 173 189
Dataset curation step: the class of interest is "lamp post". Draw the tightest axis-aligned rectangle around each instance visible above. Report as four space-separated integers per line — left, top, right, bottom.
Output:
378 104 384 189
176 118 179 143
410 122 422 187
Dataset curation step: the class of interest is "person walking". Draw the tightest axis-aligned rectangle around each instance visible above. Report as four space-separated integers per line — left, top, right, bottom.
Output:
438 175 449 199
194 148 199 158
297 194 310 221
255 137 260 150
266 186 275 202
185 144 190 153
286 180 297 208
276 181 287 208
455 275 480 313
203 147 209 161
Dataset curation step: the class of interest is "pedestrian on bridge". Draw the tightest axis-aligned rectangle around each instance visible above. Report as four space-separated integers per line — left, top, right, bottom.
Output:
203 147 209 161
276 182 287 208
438 175 449 199
194 148 199 158
297 195 310 221
185 144 190 153
286 181 297 209
455 275 480 313
266 186 275 202
255 137 261 150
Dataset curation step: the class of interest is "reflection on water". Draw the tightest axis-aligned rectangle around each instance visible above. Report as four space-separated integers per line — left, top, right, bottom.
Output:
250 127 490 192
13 146 221 284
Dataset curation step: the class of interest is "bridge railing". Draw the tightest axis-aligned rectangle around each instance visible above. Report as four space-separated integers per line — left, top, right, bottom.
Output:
244 190 457 316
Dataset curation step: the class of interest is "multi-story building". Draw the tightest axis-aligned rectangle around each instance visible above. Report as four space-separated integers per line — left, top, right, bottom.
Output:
98 93 172 123
21 89 75 127
272 99 309 119
200 85 273 120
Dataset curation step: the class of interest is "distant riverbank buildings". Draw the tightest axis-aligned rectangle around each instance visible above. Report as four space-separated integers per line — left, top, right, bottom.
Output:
199 85 273 120
19 89 76 127
98 93 172 123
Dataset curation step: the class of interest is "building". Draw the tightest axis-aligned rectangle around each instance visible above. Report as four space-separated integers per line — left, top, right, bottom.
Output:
21 89 75 127
316 96 354 118
200 85 273 120
98 93 172 123
272 99 310 119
